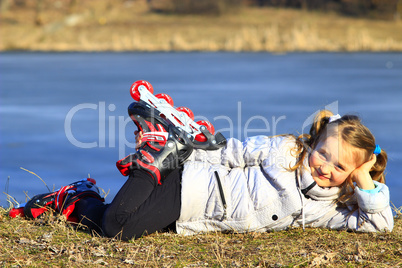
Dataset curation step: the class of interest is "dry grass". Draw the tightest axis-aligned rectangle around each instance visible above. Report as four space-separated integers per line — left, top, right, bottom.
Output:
1 0 402 52
1 206 401 267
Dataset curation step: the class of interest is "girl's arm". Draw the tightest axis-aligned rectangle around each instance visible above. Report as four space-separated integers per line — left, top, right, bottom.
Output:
349 155 377 190
306 182 394 232
308 155 393 232
344 155 393 231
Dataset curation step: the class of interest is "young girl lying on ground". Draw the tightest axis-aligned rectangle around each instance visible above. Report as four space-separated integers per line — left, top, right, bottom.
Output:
15 110 393 240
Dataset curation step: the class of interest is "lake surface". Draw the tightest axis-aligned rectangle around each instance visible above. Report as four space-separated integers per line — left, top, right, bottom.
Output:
1 52 401 210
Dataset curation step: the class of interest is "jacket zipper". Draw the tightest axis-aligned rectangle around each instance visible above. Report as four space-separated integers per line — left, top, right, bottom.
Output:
214 171 227 220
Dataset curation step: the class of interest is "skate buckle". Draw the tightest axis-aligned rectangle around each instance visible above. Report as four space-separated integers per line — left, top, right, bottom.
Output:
140 149 155 163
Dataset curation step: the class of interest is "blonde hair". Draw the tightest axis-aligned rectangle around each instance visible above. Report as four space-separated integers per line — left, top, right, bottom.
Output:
290 110 387 201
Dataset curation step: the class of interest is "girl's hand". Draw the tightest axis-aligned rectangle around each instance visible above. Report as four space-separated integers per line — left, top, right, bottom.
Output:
349 155 377 190
134 130 143 150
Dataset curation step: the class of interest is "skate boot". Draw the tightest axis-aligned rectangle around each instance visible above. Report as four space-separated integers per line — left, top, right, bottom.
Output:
128 80 227 150
128 100 170 133
116 125 193 184
9 178 104 222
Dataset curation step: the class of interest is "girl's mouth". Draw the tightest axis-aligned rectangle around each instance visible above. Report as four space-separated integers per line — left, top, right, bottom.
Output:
316 169 330 180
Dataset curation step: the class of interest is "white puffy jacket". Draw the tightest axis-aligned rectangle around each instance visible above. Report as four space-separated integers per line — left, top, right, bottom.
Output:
176 135 394 235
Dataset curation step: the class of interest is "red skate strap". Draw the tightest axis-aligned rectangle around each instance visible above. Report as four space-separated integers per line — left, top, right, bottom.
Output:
142 132 168 142
55 185 76 212
142 132 168 151
62 191 105 223
30 207 49 218
116 159 132 176
130 115 157 133
87 178 97 184
9 207 25 218
157 124 167 132
116 154 138 176
140 149 155 163
145 121 157 132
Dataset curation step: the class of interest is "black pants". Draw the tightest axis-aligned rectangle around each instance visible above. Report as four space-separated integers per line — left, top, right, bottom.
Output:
101 168 182 240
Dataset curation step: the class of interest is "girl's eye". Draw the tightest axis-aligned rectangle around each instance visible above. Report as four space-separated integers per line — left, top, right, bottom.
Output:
317 151 326 160
335 165 344 171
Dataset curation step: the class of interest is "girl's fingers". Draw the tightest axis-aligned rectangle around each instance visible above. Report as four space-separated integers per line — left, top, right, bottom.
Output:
134 130 143 149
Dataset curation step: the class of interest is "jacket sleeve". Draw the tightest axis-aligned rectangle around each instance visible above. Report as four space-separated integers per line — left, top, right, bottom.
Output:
221 138 246 168
221 135 296 168
312 182 394 232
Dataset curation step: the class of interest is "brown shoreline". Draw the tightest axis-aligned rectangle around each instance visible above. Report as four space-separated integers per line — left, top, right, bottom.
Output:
1 1 402 52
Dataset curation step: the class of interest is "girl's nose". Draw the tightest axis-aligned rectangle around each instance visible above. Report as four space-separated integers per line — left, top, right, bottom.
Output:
320 163 331 175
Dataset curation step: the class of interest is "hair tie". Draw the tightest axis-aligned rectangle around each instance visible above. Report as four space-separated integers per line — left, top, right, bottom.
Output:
373 145 381 155
328 114 341 123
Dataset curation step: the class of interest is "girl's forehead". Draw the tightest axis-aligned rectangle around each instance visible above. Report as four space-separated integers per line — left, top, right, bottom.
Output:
317 136 341 154
318 136 362 168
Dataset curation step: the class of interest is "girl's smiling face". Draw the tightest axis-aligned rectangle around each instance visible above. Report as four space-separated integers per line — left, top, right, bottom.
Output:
309 136 362 187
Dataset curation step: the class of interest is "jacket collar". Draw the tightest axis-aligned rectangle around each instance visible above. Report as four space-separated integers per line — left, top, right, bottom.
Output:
298 156 340 201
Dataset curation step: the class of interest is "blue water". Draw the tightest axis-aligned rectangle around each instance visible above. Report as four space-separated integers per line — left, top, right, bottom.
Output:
1 52 401 210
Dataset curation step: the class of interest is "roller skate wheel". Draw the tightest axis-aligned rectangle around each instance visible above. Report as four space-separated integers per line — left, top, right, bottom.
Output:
176 107 194 120
130 80 154 101
195 120 215 142
155 93 174 106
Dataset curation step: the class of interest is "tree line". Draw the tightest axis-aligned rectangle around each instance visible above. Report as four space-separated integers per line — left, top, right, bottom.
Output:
1 0 400 20
148 0 399 19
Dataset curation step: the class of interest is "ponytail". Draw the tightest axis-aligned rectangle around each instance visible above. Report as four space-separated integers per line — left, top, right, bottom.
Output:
308 110 334 149
289 110 334 172
370 150 387 184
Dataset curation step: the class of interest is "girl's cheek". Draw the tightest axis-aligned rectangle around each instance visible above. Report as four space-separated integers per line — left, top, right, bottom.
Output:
337 174 348 185
309 155 317 167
